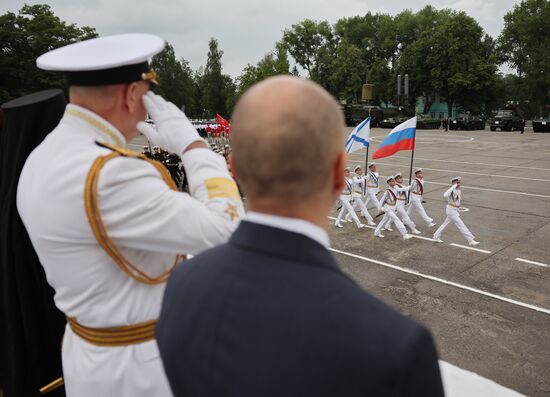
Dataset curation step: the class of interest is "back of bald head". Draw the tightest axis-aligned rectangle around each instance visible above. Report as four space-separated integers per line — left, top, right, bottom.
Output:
231 76 344 202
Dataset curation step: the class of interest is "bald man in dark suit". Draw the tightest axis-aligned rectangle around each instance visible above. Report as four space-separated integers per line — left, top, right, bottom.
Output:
157 76 444 397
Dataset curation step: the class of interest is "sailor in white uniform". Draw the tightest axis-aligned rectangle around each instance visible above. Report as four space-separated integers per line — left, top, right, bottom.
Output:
17 34 244 397
346 165 375 226
364 162 381 211
335 167 365 228
374 176 412 240
433 177 479 246
406 168 436 227
388 172 421 235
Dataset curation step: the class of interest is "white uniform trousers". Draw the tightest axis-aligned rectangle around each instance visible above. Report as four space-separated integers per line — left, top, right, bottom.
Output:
375 206 407 236
364 189 380 211
390 202 416 231
407 196 433 225
336 198 362 226
348 195 374 222
433 207 475 242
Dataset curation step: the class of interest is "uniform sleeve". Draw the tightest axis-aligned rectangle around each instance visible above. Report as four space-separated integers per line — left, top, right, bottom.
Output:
398 327 444 397
395 185 410 193
96 148 244 255
378 192 387 209
443 185 456 198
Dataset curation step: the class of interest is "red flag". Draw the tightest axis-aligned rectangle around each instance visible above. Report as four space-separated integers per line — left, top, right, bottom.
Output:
216 114 229 126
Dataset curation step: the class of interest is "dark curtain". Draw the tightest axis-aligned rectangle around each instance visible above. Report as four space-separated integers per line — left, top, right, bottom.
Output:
0 90 67 397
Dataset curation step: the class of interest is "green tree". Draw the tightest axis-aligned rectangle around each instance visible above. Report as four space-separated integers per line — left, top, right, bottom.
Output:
0 4 97 102
202 38 235 117
281 19 335 77
499 0 550 116
150 43 194 112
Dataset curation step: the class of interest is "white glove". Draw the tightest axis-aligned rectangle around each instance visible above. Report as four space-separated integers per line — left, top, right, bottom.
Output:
137 92 204 155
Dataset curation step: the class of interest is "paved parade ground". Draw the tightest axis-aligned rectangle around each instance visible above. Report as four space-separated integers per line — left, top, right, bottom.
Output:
131 126 550 396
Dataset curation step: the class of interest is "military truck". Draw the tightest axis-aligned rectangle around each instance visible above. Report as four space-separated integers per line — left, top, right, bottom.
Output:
532 118 550 133
490 110 524 131
450 115 486 130
342 104 400 127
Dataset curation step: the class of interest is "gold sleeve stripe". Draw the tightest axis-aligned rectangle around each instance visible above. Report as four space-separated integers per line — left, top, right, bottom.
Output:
205 177 241 200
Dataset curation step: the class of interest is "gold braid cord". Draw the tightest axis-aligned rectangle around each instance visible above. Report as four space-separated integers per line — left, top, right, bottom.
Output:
84 142 183 285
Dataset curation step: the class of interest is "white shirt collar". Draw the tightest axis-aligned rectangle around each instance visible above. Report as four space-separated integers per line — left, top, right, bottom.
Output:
64 104 127 147
245 211 330 248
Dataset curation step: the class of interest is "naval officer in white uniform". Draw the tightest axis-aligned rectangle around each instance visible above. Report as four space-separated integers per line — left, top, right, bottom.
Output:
433 177 479 246
406 168 436 227
17 34 244 397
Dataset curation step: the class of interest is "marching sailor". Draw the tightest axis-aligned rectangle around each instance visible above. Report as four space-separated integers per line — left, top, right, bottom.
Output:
406 168 436 227
433 177 479 246
390 172 421 234
346 165 375 226
335 167 365 229
374 176 412 240
364 162 381 211
16 34 244 397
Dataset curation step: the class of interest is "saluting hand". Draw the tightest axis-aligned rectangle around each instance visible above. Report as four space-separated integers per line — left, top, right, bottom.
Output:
137 92 204 155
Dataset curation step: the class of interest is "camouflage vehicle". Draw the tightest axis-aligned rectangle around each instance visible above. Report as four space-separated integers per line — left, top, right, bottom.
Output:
416 114 441 129
379 117 406 129
341 104 400 127
490 110 524 131
532 118 550 133
450 115 486 130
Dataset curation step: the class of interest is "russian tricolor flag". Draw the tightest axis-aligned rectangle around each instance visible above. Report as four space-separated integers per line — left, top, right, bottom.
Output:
372 116 416 159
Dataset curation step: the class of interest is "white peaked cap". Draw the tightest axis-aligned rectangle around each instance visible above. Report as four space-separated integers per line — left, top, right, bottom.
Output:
386 176 395 183
36 33 165 86
368 162 376 168
394 172 402 178
451 176 461 183
354 165 362 172
414 168 423 174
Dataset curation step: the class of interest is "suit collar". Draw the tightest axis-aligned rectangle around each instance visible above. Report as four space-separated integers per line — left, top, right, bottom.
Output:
229 221 341 273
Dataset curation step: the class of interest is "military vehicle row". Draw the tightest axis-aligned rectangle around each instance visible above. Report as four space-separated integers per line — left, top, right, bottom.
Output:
379 115 441 129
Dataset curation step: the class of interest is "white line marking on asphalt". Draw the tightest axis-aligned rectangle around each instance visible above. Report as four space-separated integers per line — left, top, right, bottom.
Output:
344 161 550 198
329 248 550 316
515 258 550 268
328 217 491 252
387 155 550 172
449 243 492 254
371 162 550 182
370 135 475 144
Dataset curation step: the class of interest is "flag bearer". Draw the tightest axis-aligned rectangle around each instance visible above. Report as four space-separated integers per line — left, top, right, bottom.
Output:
390 172 421 234
374 176 412 240
433 177 480 246
335 167 365 229
407 168 436 227
347 165 375 226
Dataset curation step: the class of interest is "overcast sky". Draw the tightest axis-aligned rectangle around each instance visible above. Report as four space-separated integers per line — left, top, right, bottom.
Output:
2 0 520 77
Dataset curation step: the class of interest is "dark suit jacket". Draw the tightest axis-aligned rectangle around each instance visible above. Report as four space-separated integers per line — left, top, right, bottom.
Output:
157 221 444 397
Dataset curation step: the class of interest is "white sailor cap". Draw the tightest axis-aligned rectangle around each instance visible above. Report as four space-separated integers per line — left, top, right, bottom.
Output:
394 172 402 179
36 33 164 86
344 167 351 172
414 168 423 174
368 162 376 168
354 165 362 172
386 176 395 183
451 176 461 183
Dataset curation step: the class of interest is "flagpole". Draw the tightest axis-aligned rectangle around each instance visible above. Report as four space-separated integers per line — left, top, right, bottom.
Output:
365 145 369 171
407 144 415 205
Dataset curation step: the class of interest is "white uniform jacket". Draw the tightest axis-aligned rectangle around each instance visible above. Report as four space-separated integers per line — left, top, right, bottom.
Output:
365 171 380 194
17 104 244 396
352 175 367 199
443 184 461 209
410 178 425 199
340 177 354 201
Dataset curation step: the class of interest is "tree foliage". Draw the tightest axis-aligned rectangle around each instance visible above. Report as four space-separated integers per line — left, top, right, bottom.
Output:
499 0 550 116
0 4 97 102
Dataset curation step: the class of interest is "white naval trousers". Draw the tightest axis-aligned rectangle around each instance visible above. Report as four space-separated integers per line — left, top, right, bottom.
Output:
388 201 416 231
375 205 407 236
364 189 380 211
336 197 361 226
348 194 374 222
407 195 433 225
433 207 475 242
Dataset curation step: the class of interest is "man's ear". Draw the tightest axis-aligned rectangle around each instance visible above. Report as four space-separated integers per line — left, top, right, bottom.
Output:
123 82 139 113
333 151 346 193
228 154 239 180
